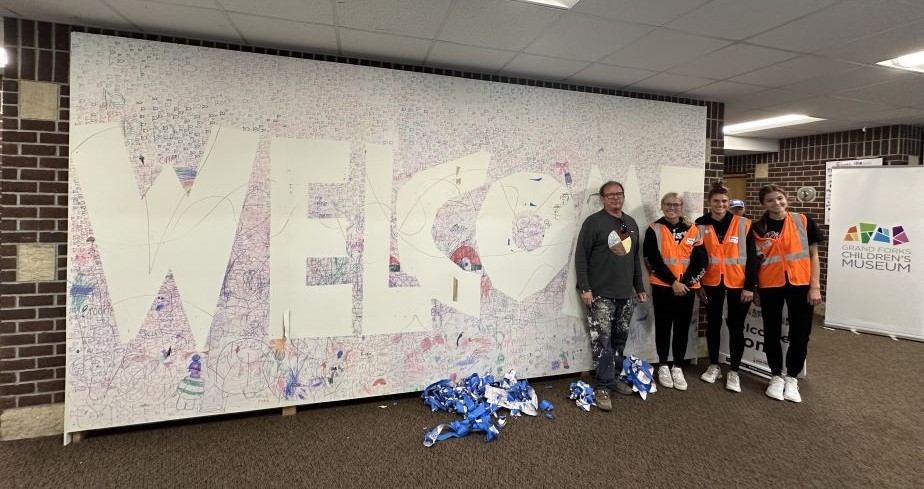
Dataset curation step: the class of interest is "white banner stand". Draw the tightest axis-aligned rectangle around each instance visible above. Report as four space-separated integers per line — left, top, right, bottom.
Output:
826 166 924 341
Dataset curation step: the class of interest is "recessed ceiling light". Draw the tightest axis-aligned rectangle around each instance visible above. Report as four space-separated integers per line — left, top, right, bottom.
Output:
511 0 582 9
877 50 924 73
723 114 825 135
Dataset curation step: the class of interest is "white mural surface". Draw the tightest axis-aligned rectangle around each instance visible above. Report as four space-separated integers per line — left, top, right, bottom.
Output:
66 33 706 434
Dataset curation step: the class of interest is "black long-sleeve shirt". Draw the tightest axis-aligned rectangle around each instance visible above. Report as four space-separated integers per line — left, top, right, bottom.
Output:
694 211 733 243
574 210 645 300
643 217 707 287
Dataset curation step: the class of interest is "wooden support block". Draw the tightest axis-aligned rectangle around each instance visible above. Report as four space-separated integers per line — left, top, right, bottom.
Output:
71 431 85 444
281 406 296 416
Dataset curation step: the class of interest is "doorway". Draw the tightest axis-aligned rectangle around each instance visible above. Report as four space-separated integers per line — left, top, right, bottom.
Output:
724 175 747 202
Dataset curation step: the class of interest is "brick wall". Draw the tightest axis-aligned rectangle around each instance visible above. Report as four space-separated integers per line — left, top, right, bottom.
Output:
0 19 71 411
725 125 923 297
0 17 724 412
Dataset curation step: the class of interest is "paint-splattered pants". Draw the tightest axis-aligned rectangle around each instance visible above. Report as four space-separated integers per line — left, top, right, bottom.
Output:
587 296 635 391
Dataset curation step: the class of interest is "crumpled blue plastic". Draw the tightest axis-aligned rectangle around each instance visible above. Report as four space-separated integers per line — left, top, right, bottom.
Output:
539 399 554 419
423 402 500 447
569 380 596 411
620 356 658 400
422 370 546 446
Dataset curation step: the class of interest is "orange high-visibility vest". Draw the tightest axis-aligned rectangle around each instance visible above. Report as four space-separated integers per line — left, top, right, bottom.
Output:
753 212 812 287
697 214 750 288
648 222 701 289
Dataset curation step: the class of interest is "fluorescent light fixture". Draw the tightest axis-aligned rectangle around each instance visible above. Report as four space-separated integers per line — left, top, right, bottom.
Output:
877 50 924 73
0 48 7 68
511 0 582 9
723 114 825 135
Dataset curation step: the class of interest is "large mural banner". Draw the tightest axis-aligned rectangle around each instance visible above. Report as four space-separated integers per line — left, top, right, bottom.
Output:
66 33 706 435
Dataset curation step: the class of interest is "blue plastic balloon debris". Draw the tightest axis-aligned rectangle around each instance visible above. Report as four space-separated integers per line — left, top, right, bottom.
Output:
421 370 550 446
569 380 596 411
621 356 657 400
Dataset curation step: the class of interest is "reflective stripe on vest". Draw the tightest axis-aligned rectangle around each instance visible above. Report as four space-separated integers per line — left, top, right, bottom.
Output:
699 215 749 288
649 222 700 288
755 212 811 287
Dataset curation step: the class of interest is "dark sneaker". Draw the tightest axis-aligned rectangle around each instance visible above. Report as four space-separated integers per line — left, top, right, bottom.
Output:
614 381 634 396
595 389 613 411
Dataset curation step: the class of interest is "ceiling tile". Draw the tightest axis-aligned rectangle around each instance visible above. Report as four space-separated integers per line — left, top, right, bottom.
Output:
152 0 220 7
871 112 924 126
748 0 924 53
335 0 452 39
782 66 916 95
425 42 516 73
524 13 652 62
438 0 561 51
228 13 337 53
670 44 797 79
499 53 590 81
565 63 657 88
841 106 924 123
730 55 860 87
2 0 136 30
815 20 924 64
108 0 243 41
629 72 714 95
666 0 839 41
603 28 730 71
570 0 710 26
339 29 432 64
215 0 334 24
726 88 814 110
837 76 924 108
680 81 766 101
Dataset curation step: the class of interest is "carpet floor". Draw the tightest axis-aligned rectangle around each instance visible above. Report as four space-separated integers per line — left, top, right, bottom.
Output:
1 326 922 488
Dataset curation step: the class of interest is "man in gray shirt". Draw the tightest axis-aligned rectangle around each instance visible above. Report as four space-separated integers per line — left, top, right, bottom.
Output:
574 180 648 411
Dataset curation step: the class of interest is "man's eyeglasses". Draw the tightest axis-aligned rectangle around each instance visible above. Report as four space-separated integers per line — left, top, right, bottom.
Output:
602 192 625 199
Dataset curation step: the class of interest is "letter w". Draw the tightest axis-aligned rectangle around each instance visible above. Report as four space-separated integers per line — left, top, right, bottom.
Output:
71 123 258 348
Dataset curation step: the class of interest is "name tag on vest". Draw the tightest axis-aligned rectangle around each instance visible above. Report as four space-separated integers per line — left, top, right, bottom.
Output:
729 236 739 243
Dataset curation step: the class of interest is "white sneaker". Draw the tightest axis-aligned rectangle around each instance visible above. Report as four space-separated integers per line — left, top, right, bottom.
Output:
700 364 722 383
671 367 687 391
783 376 802 403
766 375 785 400
657 365 674 389
725 371 741 392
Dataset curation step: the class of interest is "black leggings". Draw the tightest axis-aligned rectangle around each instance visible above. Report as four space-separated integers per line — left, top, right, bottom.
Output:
759 284 814 377
704 284 750 371
651 284 695 367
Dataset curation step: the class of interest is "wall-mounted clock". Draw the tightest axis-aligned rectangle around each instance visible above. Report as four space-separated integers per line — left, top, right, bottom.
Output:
796 186 817 203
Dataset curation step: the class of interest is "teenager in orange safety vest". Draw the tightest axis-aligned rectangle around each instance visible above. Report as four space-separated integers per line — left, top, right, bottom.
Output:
693 182 754 393
644 192 706 391
745 184 822 403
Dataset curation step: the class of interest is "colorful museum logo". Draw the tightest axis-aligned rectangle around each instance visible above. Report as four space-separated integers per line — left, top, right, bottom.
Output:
843 222 910 245
841 222 912 273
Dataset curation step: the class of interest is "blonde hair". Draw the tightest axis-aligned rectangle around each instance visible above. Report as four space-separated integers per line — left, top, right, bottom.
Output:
660 192 691 226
